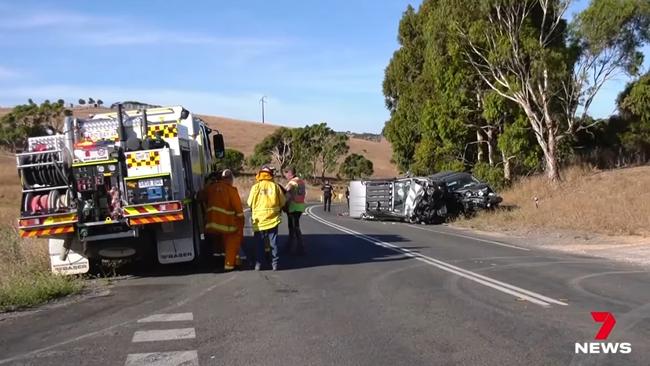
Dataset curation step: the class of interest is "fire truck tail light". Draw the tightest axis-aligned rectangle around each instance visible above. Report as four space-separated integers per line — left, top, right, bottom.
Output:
19 218 40 227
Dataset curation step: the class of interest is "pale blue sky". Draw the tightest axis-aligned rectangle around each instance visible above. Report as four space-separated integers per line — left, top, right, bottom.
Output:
0 1 647 133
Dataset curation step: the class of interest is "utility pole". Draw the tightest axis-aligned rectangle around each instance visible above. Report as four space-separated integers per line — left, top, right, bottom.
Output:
259 96 267 124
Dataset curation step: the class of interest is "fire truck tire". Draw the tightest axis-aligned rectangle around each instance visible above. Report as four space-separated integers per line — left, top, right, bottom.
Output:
88 257 103 276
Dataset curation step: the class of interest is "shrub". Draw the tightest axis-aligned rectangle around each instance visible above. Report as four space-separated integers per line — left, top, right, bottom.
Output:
214 149 245 173
472 162 507 191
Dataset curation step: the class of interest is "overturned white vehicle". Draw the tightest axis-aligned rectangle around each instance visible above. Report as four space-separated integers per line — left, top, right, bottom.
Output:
349 172 502 224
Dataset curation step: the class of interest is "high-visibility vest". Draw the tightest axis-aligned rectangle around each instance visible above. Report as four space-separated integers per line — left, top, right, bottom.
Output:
203 181 244 234
286 177 306 213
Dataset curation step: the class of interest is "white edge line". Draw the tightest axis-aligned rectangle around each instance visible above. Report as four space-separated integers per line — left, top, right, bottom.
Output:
306 206 567 307
407 224 530 251
310 212 556 305
310 208 567 306
307 208 559 303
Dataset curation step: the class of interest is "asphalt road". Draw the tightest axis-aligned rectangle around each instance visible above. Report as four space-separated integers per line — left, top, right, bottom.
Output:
2 204 650 366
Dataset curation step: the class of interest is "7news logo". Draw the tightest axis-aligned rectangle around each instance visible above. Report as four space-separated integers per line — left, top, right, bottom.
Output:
575 312 632 354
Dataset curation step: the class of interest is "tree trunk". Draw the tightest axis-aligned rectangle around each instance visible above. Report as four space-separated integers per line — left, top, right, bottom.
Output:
476 130 485 163
501 150 511 182
486 128 496 166
544 132 560 181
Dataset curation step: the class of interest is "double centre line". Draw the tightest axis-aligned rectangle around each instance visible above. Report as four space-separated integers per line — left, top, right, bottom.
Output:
306 206 568 308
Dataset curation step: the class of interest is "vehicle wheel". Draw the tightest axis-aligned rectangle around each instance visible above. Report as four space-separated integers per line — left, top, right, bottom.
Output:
88 257 103 276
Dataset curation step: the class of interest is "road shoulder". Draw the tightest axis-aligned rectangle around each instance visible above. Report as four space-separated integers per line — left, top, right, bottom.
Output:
448 223 650 268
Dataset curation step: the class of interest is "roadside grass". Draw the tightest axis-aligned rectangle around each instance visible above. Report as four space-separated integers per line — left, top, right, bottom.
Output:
458 165 650 237
0 227 84 312
0 163 84 312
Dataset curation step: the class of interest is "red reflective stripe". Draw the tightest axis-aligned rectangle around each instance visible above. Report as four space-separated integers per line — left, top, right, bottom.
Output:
20 225 74 238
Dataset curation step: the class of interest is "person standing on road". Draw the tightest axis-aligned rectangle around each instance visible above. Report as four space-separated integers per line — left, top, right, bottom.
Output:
221 169 245 267
199 170 244 272
247 166 286 271
284 167 306 255
322 180 333 212
345 186 350 209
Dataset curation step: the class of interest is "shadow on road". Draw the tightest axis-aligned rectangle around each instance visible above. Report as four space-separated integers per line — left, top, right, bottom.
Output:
97 231 417 278
242 232 417 271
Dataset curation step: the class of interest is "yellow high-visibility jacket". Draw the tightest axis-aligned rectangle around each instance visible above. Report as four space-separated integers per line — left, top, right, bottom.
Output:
247 171 286 232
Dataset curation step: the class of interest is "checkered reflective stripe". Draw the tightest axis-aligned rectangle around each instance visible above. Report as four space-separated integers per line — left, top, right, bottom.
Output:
147 123 178 138
126 151 161 169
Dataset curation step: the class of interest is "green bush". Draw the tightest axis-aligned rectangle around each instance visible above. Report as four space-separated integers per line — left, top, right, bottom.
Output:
339 153 374 179
472 162 507 191
214 148 245 173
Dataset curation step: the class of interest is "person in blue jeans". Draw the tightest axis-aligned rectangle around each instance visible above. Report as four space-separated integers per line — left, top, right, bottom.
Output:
256 227 279 270
247 166 286 271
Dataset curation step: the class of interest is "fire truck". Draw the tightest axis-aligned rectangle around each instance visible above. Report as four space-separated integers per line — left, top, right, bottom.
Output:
15 105 225 275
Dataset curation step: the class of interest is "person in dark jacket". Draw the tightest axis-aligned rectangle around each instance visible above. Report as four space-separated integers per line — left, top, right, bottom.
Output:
322 180 333 212
345 187 350 209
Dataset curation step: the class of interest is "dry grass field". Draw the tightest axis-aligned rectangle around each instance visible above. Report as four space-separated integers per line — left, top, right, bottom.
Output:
0 154 81 311
0 154 20 226
460 165 650 237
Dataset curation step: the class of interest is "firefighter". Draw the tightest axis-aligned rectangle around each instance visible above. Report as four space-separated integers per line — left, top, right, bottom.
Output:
199 169 244 272
198 171 222 255
322 180 334 212
247 165 285 271
283 167 306 255
221 169 245 266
